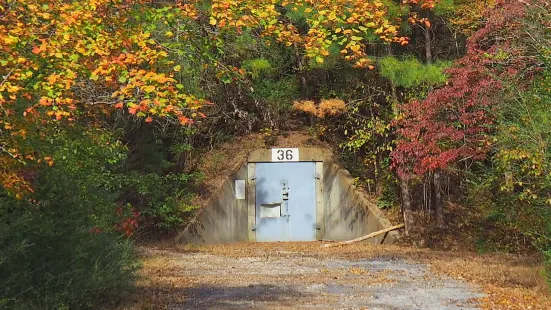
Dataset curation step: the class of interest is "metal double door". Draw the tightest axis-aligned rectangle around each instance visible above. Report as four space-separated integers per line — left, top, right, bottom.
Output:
254 162 316 242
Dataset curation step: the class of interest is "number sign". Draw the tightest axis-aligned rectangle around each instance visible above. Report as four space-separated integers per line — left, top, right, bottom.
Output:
271 148 299 162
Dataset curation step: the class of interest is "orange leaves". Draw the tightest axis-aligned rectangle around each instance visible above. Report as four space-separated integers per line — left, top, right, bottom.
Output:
0 171 33 198
177 1 200 20
404 0 436 10
178 116 193 125
353 58 372 69
405 0 451 34
42 156 54 167
411 17 432 29
420 2 436 10
293 98 346 118
47 74 58 85
0 0 210 198
46 110 70 121
395 36 410 46
39 97 52 107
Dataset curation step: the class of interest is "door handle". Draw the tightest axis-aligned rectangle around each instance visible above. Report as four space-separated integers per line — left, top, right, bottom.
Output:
260 202 282 208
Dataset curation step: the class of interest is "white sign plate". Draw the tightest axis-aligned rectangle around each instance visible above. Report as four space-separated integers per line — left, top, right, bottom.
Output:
235 180 246 199
271 148 299 162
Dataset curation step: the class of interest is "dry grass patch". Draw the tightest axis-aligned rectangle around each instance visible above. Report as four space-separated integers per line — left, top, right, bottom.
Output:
117 248 196 309
425 252 549 310
121 241 549 309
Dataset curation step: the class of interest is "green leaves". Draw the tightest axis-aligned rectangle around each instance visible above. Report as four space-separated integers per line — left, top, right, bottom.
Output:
378 56 451 88
242 58 273 79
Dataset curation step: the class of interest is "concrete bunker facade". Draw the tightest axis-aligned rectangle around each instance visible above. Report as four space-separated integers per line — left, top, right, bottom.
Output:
176 147 397 244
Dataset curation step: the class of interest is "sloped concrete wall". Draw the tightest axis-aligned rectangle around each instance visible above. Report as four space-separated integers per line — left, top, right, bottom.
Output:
322 158 396 244
176 163 248 244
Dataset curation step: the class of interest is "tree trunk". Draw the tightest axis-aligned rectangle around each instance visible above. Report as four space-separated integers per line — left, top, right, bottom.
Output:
293 42 308 98
386 44 399 113
389 42 413 233
424 11 433 64
433 169 444 228
375 152 383 196
424 29 432 64
400 174 414 235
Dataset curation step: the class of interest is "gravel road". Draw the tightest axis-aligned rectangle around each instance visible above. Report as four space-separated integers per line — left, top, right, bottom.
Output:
130 243 485 310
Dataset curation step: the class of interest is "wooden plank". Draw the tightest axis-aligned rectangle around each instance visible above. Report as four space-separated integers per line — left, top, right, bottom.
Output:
321 224 405 248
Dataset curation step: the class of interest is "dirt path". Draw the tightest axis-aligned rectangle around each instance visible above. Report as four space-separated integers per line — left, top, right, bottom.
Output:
122 243 489 309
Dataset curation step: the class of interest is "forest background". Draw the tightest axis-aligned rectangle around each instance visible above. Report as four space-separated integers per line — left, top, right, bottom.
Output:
1 0 550 308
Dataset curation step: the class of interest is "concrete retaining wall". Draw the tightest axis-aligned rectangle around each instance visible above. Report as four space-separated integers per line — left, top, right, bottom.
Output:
177 164 249 244
322 158 396 244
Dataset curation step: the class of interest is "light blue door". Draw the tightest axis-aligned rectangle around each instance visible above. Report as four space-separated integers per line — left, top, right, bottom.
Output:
255 162 317 242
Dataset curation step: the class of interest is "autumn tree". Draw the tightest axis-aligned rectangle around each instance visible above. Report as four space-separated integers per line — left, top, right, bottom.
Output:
0 0 208 197
0 1 207 307
391 0 541 231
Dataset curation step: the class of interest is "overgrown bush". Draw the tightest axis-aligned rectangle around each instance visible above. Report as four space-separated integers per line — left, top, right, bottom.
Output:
0 128 137 309
120 172 200 231
119 123 202 233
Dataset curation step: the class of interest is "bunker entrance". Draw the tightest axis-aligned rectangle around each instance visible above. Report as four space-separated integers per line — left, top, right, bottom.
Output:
254 162 317 242
176 147 397 245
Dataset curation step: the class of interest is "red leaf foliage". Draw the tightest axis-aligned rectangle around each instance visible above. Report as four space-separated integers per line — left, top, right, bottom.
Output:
391 0 539 177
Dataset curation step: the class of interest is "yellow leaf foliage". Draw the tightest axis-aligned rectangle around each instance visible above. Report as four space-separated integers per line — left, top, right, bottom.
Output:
210 0 406 66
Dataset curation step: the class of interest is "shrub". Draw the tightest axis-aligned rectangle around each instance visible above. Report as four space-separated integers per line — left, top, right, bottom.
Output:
120 172 201 231
0 128 137 309
378 56 451 88
242 58 273 79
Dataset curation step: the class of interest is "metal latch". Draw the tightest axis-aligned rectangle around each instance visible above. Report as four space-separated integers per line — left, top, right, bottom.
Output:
282 182 289 201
